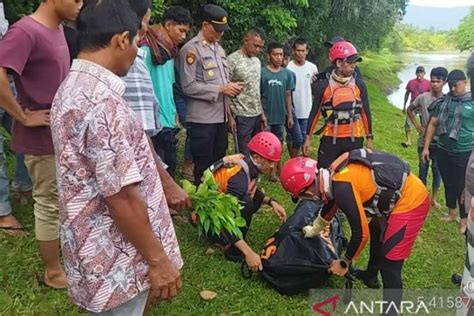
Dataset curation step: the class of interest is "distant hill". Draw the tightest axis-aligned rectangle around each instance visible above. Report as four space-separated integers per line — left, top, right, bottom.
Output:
403 5 471 30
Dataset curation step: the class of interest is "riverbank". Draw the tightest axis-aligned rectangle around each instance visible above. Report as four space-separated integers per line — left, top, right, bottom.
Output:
0 52 465 315
386 51 469 109
359 51 403 94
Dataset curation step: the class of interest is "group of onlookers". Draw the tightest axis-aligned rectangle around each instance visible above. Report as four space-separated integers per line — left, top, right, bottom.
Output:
0 0 473 314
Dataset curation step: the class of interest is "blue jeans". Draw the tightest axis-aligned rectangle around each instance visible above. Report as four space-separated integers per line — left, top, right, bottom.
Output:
13 153 32 192
417 146 441 190
0 110 32 192
0 109 12 216
175 98 192 161
298 118 308 138
285 109 303 149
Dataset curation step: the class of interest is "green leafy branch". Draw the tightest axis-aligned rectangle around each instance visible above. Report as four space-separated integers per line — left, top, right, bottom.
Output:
182 170 246 240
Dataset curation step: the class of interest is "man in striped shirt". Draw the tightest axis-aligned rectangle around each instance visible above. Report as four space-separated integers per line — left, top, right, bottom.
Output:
123 0 190 212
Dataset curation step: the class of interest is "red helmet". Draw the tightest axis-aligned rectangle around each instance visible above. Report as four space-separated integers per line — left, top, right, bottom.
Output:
247 131 282 162
280 157 318 198
329 41 360 63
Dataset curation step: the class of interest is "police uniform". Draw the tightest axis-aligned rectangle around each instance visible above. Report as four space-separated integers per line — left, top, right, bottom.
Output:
177 4 231 184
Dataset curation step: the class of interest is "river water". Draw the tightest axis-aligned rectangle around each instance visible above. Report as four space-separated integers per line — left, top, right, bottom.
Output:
387 52 469 110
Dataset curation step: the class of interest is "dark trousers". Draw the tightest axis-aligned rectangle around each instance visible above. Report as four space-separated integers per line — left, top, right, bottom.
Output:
152 127 179 178
175 98 192 161
236 115 262 155
189 122 228 184
417 146 441 189
317 136 364 168
437 148 470 218
366 219 404 316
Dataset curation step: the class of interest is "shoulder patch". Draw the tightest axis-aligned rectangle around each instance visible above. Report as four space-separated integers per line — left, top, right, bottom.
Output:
186 49 196 65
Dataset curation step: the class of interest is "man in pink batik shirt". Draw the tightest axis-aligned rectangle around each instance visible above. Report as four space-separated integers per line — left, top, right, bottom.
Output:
51 0 183 314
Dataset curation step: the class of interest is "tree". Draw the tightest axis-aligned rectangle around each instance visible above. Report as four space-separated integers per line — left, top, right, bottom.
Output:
4 0 408 59
3 0 41 23
455 7 474 51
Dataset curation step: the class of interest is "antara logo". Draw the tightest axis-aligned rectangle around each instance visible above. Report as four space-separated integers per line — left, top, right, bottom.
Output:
312 294 340 316
311 296 431 315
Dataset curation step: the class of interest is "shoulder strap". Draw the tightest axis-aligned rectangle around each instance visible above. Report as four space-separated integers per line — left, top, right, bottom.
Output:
238 160 251 184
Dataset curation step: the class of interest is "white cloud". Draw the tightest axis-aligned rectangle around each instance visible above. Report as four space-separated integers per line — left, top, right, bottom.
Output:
410 0 474 7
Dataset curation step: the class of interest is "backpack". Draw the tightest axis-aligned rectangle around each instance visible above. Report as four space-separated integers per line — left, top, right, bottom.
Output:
330 149 411 216
255 199 347 295
318 75 363 143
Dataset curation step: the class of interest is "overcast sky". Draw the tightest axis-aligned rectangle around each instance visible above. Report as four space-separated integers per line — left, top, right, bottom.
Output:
410 0 474 7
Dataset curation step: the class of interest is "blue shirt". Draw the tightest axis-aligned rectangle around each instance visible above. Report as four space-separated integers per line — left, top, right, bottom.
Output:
143 46 176 129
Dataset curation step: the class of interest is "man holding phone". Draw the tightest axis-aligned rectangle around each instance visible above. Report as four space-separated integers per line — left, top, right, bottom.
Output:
177 4 243 184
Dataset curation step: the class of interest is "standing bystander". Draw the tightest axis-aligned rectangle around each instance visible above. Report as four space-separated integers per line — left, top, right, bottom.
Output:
287 37 318 154
261 42 295 180
227 28 267 155
402 66 431 147
407 67 447 209
0 0 83 288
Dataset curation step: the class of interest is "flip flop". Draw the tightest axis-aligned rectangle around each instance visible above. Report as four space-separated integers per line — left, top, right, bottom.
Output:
35 273 67 290
0 226 27 236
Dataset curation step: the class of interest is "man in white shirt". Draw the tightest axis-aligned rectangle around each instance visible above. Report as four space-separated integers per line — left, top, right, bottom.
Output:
287 38 318 154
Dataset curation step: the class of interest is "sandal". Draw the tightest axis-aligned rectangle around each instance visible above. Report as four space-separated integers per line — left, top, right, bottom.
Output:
35 272 67 289
0 226 27 237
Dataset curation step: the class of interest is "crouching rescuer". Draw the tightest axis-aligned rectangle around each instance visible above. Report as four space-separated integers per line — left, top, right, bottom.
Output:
195 132 287 272
280 149 430 316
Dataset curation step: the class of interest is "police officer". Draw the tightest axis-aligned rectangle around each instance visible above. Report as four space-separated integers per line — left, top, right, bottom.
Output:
177 4 244 184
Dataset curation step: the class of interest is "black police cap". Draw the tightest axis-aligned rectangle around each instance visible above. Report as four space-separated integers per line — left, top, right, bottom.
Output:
202 4 230 32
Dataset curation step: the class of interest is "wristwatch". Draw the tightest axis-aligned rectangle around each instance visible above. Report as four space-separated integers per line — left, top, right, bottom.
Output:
267 197 276 206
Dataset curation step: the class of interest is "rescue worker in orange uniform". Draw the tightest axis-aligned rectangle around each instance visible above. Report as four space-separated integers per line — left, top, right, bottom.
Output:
280 150 429 316
304 41 373 168
206 131 287 272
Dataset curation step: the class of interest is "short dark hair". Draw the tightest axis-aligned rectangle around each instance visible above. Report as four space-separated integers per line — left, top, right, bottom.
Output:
78 0 140 51
128 0 151 21
430 67 448 81
245 28 266 41
292 37 308 49
162 6 193 26
267 42 283 54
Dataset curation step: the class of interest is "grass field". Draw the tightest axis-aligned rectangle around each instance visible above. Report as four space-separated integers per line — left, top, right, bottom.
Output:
0 53 466 315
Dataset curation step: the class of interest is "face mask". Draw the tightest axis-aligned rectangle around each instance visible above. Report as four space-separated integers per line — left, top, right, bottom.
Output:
249 154 263 170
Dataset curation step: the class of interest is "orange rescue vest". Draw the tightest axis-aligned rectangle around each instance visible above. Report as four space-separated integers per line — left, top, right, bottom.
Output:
319 76 363 143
